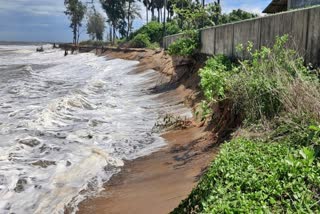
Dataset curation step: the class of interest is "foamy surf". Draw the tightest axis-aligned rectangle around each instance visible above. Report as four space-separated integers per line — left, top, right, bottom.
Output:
0 44 191 214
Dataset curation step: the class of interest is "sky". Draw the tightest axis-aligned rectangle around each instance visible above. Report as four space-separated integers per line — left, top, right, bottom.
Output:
0 0 271 43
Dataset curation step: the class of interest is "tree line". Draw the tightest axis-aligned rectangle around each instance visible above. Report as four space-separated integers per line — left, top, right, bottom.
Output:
64 0 257 45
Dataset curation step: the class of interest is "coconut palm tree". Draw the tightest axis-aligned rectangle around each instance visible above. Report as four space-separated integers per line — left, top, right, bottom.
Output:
154 0 164 22
143 0 150 23
100 0 126 43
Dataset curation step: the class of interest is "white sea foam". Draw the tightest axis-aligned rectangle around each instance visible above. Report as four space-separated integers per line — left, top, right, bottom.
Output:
0 44 192 214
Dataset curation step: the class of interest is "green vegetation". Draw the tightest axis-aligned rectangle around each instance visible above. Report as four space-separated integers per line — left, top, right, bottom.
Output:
128 21 180 48
167 37 197 56
86 11 106 41
125 0 142 39
199 55 234 101
165 4 257 56
198 35 320 123
172 35 320 213
219 9 258 24
129 33 151 48
64 0 87 45
172 139 320 213
79 40 107 47
167 30 200 56
65 0 256 48
130 21 164 44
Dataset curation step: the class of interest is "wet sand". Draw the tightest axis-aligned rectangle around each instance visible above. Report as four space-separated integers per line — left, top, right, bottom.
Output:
77 49 217 214
77 126 218 214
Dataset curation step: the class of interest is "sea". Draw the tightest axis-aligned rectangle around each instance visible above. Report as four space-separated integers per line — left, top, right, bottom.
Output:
0 43 191 213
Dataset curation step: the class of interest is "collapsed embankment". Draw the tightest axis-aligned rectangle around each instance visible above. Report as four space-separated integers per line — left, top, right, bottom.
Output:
76 48 225 214
78 41 320 213
81 37 320 214
103 48 242 141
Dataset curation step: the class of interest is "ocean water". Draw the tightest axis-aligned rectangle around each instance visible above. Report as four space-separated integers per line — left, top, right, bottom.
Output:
0 44 191 214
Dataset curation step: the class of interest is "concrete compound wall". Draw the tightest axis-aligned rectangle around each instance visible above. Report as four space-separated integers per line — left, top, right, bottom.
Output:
163 6 320 66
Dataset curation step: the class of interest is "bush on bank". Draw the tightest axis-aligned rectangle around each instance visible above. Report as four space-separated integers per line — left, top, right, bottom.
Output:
172 35 320 213
199 35 320 124
129 33 160 49
167 30 200 56
129 21 180 48
129 33 151 48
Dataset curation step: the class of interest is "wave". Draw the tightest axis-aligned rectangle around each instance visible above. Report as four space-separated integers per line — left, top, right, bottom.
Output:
0 45 188 214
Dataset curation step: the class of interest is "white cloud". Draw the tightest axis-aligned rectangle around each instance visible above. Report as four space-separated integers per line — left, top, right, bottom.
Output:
0 0 65 16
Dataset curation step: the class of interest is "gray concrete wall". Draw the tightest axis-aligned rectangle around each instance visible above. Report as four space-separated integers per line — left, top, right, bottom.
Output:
163 6 320 65
306 7 320 65
200 28 215 55
233 19 260 59
215 24 234 57
260 9 308 54
163 33 184 49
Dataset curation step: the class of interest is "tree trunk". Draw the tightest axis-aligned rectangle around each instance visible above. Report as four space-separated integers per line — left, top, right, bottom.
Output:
113 26 116 44
73 25 77 45
163 5 165 23
146 6 149 23
77 25 80 45
163 0 166 38
109 27 112 43
127 1 131 39
151 7 155 21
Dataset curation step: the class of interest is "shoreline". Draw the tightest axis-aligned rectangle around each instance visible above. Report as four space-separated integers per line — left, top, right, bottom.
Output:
76 49 218 213
77 126 218 214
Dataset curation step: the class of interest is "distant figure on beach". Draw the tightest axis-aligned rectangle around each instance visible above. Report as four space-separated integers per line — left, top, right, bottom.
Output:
71 47 75 54
53 43 57 49
64 50 68 56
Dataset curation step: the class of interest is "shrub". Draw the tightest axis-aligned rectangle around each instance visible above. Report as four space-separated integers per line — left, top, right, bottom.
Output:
115 38 126 46
165 21 181 36
198 35 320 123
229 36 320 123
172 139 320 213
167 30 200 56
129 33 151 48
130 21 180 44
130 21 163 43
199 55 234 101
270 117 320 148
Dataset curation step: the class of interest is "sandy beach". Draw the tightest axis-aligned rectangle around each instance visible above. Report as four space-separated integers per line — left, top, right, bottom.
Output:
76 49 217 213
78 126 218 214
